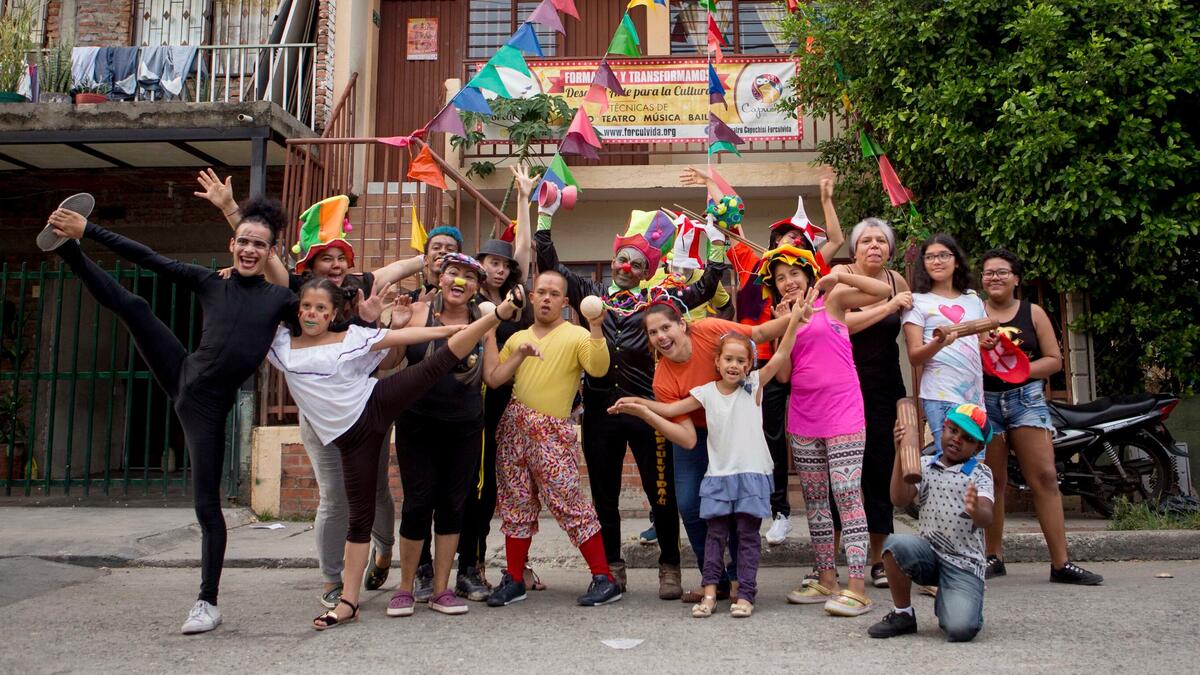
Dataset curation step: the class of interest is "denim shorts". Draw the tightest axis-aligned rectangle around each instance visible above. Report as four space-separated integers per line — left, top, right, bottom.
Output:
984 381 1054 433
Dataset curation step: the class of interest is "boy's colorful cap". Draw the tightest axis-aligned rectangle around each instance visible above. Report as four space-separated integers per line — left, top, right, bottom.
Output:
292 195 353 273
946 403 993 443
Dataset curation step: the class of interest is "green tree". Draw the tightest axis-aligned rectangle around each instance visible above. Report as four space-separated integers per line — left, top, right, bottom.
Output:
781 0 1199 394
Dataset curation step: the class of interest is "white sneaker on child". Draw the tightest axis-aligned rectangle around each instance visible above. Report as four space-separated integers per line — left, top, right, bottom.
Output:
181 600 222 635
765 513 792 545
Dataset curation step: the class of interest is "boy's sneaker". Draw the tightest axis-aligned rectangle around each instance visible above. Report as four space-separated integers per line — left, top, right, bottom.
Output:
413 563 434 602
386 589 415 617
429 589 469 615
577 574 623 606
638 525 657 545
870 562 889 588
765 513 792 545
985 555 1007 579
180 600 221 635
868 610 917 639
486 571 527 607
320 583 343 609
455 566 492 602
1050 561 1103 586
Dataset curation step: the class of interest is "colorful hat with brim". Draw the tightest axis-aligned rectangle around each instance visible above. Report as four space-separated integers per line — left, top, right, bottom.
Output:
753 245 824 299
946 403 993 444
613 210 676 272
436 252 487 282
292 195 353 273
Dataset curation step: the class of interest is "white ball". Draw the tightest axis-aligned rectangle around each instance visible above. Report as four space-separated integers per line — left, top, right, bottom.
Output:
581 295 604 320
477 301 497 316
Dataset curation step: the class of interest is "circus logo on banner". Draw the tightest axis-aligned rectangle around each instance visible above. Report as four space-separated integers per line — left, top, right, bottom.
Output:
473 57 800 144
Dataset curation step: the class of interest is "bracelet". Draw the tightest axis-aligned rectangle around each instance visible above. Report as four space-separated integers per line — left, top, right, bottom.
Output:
223 207 240 217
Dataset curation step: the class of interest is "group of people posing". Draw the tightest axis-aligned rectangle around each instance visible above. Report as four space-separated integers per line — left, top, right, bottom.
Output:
38 164 1101 644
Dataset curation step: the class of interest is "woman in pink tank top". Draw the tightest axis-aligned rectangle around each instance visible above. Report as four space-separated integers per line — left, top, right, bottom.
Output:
754 245 892 617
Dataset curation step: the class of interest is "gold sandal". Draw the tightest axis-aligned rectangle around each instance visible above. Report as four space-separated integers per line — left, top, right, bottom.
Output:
730 599 754 618
787 580 834 604
824 589 873 617
691 595 717 618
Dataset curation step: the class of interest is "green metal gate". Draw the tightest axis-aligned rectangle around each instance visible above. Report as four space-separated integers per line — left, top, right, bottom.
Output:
0 260 243 498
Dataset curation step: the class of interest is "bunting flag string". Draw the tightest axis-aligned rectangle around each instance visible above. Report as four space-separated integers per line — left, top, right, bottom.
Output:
559 108 603 160
608 12 642 57
707 63 726 107
551 0 579 20
506 22 545 57
706 15 726 63
528 0 566 34
707 112 743 156
408 145 448 190
858 130 913 206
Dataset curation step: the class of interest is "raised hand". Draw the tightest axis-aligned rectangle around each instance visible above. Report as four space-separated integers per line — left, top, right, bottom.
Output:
194 168 236 212
217 267 234 280
358 281 398 324
415 286 438 305
390 295 414 329
679 166 712 187
47 208 86 239
511 164 537 196
814 272 841 295
963 482 978 519
820 175 835 203
791 287 818 324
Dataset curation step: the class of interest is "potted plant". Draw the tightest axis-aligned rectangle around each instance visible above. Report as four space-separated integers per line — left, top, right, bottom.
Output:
74 82 109 104
0 3 35 102
38 42 72 103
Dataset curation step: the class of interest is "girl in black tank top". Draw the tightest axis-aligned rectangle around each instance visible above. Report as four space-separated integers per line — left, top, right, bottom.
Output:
983 299 1042 392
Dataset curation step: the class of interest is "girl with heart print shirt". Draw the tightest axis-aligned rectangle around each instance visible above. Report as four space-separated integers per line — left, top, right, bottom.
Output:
901 234 987 455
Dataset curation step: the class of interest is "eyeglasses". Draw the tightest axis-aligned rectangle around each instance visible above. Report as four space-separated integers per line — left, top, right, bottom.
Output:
923 252 954 263
982 269 1014 280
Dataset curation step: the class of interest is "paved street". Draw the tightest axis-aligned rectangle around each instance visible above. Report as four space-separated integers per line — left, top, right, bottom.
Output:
1 560 1195 673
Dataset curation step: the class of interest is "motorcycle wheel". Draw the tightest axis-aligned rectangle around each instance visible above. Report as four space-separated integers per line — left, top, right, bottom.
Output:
1080 432 1178 518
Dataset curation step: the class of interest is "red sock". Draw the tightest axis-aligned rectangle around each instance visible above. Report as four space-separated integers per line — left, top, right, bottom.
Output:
505 536 532 583
578 533 612 580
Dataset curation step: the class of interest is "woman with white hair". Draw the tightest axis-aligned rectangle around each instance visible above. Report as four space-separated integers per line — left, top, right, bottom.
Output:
831 218 912 589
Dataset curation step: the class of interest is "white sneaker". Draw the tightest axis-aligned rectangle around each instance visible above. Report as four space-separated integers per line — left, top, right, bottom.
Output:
765 514 792 545
180 600 222 635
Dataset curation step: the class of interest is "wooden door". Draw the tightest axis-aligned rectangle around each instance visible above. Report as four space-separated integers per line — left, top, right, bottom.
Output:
375 0 468 140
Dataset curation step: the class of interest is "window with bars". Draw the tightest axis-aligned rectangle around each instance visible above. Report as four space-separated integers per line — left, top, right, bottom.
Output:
0 0 48 46
468 0 557 59
135 0 275 47
670 0 795 56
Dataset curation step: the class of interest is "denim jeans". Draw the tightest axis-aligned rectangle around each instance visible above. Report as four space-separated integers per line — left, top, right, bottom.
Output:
921 399 956 455
884 534 985 642
674 428 736 584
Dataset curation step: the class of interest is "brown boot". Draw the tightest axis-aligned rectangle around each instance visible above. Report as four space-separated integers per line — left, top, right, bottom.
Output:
658 564 683 600
610 560 628 592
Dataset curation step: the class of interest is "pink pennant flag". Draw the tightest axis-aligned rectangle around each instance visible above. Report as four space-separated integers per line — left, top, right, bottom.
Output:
424 103 466 137
592 60 626 96
877 155 914 206
559 134 601 161
529 0 565 34
379 135 413 147
567 108 601 148
584 83 610 114
551 0 580 20
707 15 726 63
708 167 737 198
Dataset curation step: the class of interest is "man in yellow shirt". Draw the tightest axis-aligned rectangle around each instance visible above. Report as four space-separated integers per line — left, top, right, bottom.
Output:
483 270 620 608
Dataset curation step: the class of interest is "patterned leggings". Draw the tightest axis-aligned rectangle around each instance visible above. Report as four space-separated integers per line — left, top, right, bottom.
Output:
788 430 869 579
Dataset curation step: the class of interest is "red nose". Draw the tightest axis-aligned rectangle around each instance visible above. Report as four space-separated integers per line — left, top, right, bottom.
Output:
620 263 632 273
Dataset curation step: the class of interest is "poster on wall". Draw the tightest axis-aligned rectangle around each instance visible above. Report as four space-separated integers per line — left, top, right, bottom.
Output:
406 18 438 61
476 57 801 144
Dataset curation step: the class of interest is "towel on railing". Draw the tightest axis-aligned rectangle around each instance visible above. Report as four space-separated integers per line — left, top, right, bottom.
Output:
162 46 199 98
109 47 140 98
70 46 100 90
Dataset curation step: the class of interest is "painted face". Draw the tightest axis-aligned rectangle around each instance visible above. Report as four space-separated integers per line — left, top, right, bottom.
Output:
532 273 569 323
312 248 349 286
776 227 803 247
854 226 891 269
941 419 983 463
611 247 650 289
716 340 752 385
480 254 512 291
297 287 336 337
426 234 460 276
439 262 480 305
229 221 272 277
923 243 956 283
982 257 1018 301
644 311 689 362
771 262 810 299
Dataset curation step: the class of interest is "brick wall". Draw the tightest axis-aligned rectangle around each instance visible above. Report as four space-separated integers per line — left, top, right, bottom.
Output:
313 0 336 132
44 0 61 44
72 0 132 46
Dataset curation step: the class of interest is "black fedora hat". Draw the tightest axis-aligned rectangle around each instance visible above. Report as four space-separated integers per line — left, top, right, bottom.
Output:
476 238 516 263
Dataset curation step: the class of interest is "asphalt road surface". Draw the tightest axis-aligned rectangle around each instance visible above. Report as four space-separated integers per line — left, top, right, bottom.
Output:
0 560 1195 673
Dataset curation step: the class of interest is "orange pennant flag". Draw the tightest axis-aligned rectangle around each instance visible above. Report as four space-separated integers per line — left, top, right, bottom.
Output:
407 145 448 191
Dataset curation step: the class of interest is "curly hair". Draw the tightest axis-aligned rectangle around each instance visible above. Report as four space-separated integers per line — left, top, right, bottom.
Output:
911 233 971 294
980 247 1024 280
237 195 288 245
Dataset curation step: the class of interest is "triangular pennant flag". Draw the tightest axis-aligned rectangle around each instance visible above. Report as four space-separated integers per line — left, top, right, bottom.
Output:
548 153 579 188
530 167 565 202
560 135 601 160
627 0 655 9
566 108 602 148
495 66 538 98
697 0 717 11
507 22 545 57
584 83 611 114
654 0 666 5
452 86 492 115
593 60 626 96
408 145 448 190
708 140 741 157
878 155 914 207
410 201 428 252
528 0 565 34
608 13 641 57
858 130 884 158
425 103 467 137
379 135 413 147
707 113 744 145
468 63 510 98
492 45 534 78
551 0 579 20
708 167 737 198
707 15 727 62
786 0 798 12
708 63 726 106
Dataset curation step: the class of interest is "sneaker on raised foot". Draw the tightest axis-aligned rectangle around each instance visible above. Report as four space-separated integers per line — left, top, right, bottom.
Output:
1050 561 1103 585
985 555 1007 579
871 562 889 588
181 600 221 635
577 574 622 606
486 570 528 607
765 513 792 545
413 563 434 603
868 610 917 639
455 566 492 602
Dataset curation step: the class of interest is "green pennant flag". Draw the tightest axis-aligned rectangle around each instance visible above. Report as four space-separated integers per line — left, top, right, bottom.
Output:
697 0 717 11
492 45 533 78
549 153 580 190
859 130 884 158
468 63 510 98
834 62 849 83
708 140 741 157
608 13 641 57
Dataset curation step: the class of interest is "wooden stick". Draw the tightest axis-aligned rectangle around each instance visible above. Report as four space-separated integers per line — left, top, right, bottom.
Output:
933 317 999 343
667 205 766 254
897 397 923 484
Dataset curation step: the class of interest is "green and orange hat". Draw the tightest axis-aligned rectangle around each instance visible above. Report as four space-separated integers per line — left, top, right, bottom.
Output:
946 403 993 444
291 195 353 273
753 244 824 300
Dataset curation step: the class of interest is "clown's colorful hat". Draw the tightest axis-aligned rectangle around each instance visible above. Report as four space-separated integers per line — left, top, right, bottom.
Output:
754 244 824 299
292 195 353 273
613 210 676 272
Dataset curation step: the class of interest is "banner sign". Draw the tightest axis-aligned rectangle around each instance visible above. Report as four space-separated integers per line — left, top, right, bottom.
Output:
478 57 800 144
406 18 439 61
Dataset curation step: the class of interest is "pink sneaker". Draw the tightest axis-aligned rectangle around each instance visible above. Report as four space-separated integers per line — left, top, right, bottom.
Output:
429 589 469 615
386 589 415 617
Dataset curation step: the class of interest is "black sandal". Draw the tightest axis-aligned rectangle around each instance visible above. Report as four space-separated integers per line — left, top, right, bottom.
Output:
364 546 391 591
313 598 359 631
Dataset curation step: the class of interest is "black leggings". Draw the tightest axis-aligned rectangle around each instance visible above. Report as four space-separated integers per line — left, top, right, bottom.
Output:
395 410 481 541
762 378 792 518
861 395 899 535
335 347 459 543
456 385 508 572
58 242 229 605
